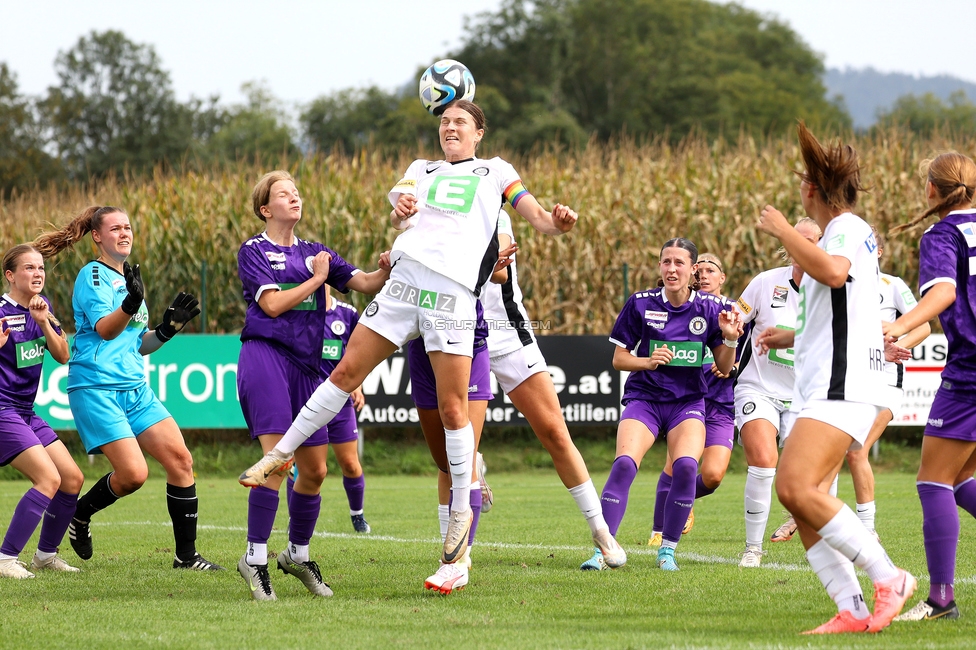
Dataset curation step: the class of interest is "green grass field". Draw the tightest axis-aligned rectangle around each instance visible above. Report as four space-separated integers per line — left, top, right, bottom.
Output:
1 468 974 649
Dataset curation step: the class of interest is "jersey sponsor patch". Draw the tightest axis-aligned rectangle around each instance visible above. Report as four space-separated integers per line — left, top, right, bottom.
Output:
384 279 457 313
900 289 917 306
652 341 704 367
322 338 343 360
771 285 789 307
330 320 346 336
825 234 846 252
644 310 668 329
4 314 26 327
689 316 706 335
957 222 976 248
112 278 125 289
736 297 752 314
264 251 286 263
426 176 481 215
393 177 418 191
865 231 878 254
15 337 46 368
278 283 317 311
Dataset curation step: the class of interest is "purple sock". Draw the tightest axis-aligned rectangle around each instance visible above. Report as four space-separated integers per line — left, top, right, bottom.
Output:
247 486 279 544
601 456 638 536
285 476 295 516
1 488 51 556
953 478 976 518
662 457 698 544
918 482 958 608
288 491 321 546
343 474 366 512
37 490 78 554
468 486 482 546
653 472 672 531
695 474 716 499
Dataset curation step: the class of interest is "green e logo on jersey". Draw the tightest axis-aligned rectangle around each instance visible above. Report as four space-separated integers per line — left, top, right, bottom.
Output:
16 337 46 368
768 325 796 368
795 286 807 336
426 176 480 214
127 304 149 328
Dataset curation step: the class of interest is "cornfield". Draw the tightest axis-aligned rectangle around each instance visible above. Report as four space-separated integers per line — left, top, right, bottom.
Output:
0 128 963 335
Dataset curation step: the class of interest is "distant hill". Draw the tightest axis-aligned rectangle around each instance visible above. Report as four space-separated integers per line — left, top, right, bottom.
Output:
825 67 976 130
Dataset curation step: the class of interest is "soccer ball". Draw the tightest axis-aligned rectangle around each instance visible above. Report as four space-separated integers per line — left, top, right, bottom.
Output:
419 60 476 116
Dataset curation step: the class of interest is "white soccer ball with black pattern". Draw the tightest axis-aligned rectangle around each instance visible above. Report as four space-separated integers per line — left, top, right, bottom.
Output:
419 60 476 116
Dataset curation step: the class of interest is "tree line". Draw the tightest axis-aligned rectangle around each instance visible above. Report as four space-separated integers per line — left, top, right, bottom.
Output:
2 0 973 199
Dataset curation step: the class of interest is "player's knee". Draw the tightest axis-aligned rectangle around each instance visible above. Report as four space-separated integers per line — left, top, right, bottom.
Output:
701 466 726 489
439 404 467 430
114 467 148 494
775 477 803 512
59 465 85 494
34 471 61 498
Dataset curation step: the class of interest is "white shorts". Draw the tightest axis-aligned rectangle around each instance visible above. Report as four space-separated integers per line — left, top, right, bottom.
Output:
792 399 883 450
359 254 477 356
735 390 792 446
490 342 548 394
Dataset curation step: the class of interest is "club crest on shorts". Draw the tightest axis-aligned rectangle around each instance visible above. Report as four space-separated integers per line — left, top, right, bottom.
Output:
331 320 346 336
364 302 379 317
689 317 706 335
743 402 756 415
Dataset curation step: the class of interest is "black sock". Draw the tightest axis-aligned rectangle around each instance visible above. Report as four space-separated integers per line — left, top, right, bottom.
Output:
167 483 198 561
74 472 120 522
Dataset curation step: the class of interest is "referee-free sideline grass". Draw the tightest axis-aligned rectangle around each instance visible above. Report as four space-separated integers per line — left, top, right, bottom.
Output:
0 471 973 649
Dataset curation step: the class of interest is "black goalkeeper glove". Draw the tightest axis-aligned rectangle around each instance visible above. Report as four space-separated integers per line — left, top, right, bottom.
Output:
120 262 144 315
154 292 201 342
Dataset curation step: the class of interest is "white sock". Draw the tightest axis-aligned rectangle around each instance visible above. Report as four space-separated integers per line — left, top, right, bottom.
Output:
350 509 363 516
289 542 309 563
855 501 876 531
568 479 607 534
438 504 450 541
445 424 474 512
817 505 898 583
828 474 839 497
275 379 349 455
0 552 16 562
246 542 268 566
744 466 776 548
34 550 56 562
806 539 869 619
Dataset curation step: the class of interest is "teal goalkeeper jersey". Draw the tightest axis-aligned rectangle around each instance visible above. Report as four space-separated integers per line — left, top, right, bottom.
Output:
67 261 150 392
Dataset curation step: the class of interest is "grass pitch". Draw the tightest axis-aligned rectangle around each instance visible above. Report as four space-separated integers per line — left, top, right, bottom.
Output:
0 469 974 649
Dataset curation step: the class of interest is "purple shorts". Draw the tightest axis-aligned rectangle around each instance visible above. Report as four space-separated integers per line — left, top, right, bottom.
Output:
238 340 328 447
0 408 58 466
620 397 706 439
704 399 734 450
924 389 976 442
406 340 493 410
327 400 359 445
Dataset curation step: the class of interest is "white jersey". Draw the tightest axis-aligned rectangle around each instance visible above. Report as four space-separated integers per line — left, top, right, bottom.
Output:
389 156 523 293
879 272 920 388
734 266 799 403
793 212 894 410
483 210 535 358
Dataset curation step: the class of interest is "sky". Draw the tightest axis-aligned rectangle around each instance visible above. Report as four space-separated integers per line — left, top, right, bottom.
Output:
2 0 975 107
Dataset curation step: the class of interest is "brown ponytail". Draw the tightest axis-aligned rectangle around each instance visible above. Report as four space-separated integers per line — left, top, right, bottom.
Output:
796 122 863 212
891 153 976 234
34 206 125 258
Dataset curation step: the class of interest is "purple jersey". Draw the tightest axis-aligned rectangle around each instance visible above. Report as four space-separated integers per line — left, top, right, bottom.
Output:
321 296 359 378
610 289 728 403
918 209 976 394
702 295 738 408
238 233 358 378
0 294 63 410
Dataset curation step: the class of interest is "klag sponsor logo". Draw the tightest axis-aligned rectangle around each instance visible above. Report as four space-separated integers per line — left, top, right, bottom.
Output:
16 338 46 368
385 280 456 313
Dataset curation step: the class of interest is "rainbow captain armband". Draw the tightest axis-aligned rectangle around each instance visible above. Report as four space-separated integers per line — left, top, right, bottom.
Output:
503 180 529 209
